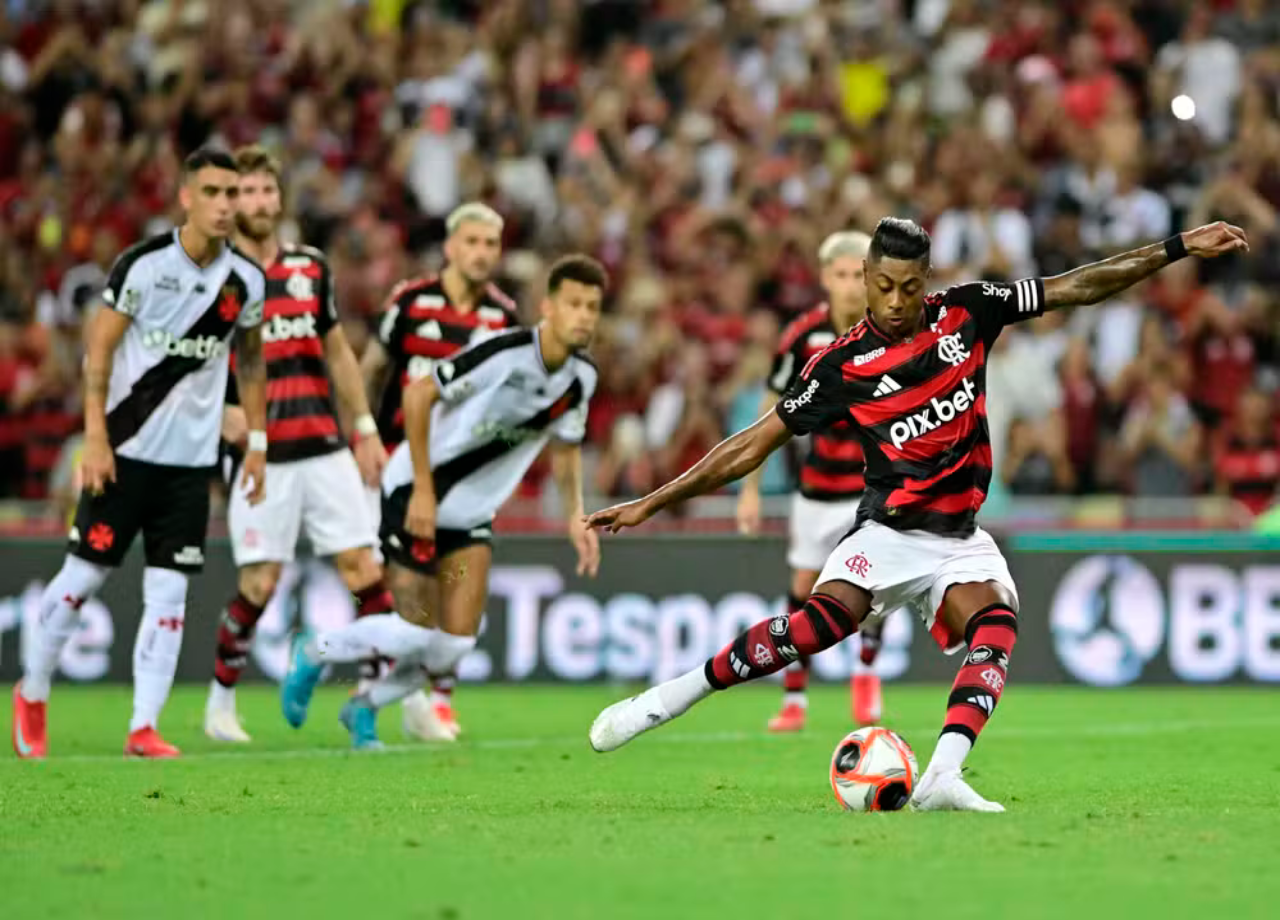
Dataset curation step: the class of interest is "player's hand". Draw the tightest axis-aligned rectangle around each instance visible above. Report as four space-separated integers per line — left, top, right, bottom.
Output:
582 497 657 534
1183 222 1249 259
353 434 388 488
221 406 248 448
569 515 600 577
240 449 267 506
405 485 437 541
81 434 116 497
736 486 761 535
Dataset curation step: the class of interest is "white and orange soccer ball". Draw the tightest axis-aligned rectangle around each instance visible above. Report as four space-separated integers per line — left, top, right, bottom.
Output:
829 726 919 812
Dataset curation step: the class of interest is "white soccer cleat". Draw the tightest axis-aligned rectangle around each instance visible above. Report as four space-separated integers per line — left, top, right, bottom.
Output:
204 704 252 743
402 690 457 742
910 769 1005 813
589 687 673 753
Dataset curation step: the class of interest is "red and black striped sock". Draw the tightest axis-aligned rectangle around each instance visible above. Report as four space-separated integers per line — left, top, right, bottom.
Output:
214 593 266 687
706 593 858 689
781 593 811 694
354 580 396 681
940 604 1018 745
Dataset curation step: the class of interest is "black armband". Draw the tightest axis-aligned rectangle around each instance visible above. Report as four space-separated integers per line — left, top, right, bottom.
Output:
1163 234 1188 263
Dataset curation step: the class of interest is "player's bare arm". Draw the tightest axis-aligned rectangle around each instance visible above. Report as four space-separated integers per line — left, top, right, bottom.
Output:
81 305 132 495
735 390 781 535
586 409 794 533
402 374 439 540
325 325 387 486
360 337 393 406
234 322 267 505
550 440 599 576
1042 222 1248 309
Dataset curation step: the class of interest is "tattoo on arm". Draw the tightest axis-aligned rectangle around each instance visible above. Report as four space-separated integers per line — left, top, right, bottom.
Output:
1043 241 1169 310
235 325 265 376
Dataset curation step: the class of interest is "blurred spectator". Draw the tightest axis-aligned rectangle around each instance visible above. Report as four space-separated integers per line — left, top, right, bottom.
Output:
1213 387 1280 516
1119 361 1203 496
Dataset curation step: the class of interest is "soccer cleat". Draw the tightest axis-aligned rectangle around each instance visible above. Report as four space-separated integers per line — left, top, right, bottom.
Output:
204 705 252 743
589 687 673 753
402 692 457 742
124 727 181 759
851 674 883 726
12 683 47 760
910 769 1005 813
340 698 384 751
280 635 323 729
767 702 807 733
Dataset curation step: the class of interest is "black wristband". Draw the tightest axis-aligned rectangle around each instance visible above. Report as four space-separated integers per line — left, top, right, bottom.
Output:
1163 234 1188 263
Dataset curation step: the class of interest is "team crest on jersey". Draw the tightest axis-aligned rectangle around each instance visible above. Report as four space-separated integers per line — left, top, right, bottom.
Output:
285 272 314 301
218 285 241 323
937 332 970 367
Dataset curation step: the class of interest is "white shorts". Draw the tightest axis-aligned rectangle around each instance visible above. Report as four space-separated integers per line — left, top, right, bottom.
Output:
814 520 1018 654
788 493 861 571
230 451 377 566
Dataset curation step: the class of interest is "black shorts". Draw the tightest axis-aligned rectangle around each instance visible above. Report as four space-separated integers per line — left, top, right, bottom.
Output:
380 484 493 575
70 456 213 573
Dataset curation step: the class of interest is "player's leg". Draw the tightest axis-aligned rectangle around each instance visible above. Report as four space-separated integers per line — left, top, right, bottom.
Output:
768 577 816 733
851 612 885 726
422 539 491 738
911 529 1020 813
14 471 138 758
208 460 301 741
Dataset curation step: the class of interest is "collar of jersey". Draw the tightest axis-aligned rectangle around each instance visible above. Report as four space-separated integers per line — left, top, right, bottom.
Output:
173 228 227 272
531 324 552 377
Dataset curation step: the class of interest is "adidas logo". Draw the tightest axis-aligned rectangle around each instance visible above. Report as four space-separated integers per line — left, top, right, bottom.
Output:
872 375 902 397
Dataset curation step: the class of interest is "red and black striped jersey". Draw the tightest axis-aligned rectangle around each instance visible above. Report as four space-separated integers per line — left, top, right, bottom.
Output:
776 278 1047 537
372 275 519 447
769 303 864 501
228 244 342 464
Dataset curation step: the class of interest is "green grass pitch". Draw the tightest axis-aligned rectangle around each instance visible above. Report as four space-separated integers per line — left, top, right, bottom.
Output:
2 684 1278 920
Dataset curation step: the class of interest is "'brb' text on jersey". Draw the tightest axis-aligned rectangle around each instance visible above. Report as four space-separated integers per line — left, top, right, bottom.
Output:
776 279 1046 537
101 230 265 468
226 244 343 464
372 276 519 448
769 302 866 501
382 326 597 531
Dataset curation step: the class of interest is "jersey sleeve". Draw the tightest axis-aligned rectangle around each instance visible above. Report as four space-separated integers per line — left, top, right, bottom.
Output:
431 331 522 405
316 256 338 336
552 364 597 444
773 348 850 436
100 250 150 318
237 263 266 329
375 285 408 353
943 279 1046 341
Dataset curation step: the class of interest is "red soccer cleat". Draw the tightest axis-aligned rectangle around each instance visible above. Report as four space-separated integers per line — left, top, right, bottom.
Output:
767 702 807 733
123 727 181 759
12 683 47 760
435 702 461 737
851 674 883 726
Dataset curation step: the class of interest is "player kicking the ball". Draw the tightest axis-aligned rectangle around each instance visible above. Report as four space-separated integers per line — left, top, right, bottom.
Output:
280 255 606 749
13 148 267 759
203 145 390 742
737 231 891 732
585 218 1247 811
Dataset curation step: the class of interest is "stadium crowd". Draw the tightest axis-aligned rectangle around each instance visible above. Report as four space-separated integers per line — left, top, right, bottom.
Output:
1 0 1278 519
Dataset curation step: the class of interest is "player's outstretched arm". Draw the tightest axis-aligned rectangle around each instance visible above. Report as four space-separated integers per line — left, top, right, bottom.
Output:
1042 222 1248 310
584 410 794 533
401 375 440 540
550 441 600 576
326 326 387 485
81 306 132 495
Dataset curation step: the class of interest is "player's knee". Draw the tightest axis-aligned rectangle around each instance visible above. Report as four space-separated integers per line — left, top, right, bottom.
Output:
238 564 281 607
334 547 381 591
962 602 1018 654
55 554 111 602
143 566 188 613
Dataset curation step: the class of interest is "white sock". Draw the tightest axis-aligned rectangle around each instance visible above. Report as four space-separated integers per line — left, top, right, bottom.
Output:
368 663 429 709
23 556 110 701
131 567 188 733
924 732 974 779
207 680 235 713
315 615 435 662
783 691 807 709
422 631 475 678
656 666 713 717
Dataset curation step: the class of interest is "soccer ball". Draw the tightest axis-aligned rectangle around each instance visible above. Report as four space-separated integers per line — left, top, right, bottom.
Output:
829 727 919 812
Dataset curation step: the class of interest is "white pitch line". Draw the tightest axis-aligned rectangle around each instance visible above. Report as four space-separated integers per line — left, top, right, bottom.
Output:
18 715 1280 766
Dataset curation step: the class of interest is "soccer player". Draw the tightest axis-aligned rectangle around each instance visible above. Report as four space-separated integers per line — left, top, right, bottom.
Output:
203 144 390 743
359 202 519 741
280 255 606 749
585 218 1247 811
12 148 268 759
736 231 889 732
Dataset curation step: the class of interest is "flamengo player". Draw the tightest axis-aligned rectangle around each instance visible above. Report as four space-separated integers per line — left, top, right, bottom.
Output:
203 145 390 742
585 217 1247 811
280 256 605 749
359 202 518 741
737 231 888 732
12 148 268 759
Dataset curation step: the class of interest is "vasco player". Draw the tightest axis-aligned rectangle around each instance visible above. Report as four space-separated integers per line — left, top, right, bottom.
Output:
359 202 519 741
13 148 268 759
203 145 390 743
737 231 891 733
585 217 1247 811
280 255 605 750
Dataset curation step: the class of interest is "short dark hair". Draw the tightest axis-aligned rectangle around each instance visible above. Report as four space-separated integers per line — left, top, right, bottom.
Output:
182 147 237 179
233 144 284 186
547 254 609 295
869 217 931 264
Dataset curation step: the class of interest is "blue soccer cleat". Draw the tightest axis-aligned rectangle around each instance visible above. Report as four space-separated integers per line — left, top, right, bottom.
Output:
339 698 384 751
280 634 324 729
